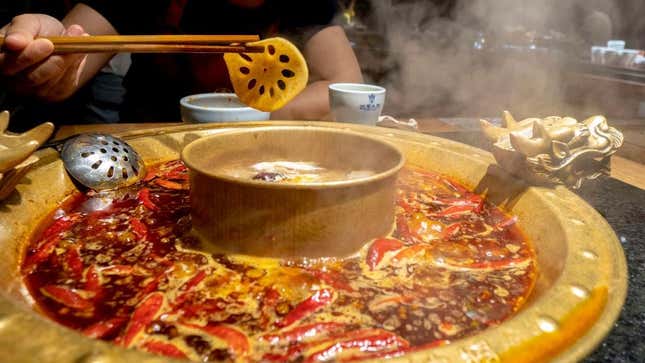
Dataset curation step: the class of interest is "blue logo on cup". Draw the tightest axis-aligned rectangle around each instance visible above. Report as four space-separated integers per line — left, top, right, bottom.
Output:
359 93 380 111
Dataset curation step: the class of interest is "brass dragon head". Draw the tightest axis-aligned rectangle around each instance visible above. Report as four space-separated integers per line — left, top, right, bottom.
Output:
0 111 54 200
480 111 623 189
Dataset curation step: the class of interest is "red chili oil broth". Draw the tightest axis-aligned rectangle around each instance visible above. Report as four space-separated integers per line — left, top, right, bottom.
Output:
22 160 537 362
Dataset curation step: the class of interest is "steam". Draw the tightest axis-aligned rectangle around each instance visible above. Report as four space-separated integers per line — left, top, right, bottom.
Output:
354 0 636 120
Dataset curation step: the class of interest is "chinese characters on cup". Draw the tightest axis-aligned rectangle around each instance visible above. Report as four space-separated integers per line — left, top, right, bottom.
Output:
329 83 386 125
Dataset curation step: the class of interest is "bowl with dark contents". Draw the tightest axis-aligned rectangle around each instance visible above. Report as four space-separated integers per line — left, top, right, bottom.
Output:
181 126 405 258
180 93 270 123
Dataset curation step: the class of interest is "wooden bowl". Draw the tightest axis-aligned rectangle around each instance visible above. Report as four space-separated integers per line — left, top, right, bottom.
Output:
181 126 404 258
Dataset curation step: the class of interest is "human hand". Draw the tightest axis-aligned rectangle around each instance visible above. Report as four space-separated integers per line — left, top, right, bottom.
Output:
0 14 88 101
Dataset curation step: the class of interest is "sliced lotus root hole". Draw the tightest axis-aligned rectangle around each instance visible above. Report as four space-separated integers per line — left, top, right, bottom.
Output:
224 37 308 112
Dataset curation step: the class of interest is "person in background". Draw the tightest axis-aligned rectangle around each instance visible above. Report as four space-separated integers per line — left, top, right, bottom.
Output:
0 1 363 123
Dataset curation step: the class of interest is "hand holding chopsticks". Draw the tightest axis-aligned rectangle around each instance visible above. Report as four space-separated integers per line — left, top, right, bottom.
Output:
0 34 264 54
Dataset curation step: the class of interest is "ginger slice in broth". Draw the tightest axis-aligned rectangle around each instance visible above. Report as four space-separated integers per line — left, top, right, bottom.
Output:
224 37 308 112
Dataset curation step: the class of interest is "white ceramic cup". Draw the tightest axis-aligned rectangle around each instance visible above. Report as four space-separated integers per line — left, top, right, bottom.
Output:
329 83 386 125
180 93 270 123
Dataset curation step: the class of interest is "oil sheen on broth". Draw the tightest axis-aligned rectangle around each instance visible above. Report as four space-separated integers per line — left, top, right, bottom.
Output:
220 160 375 183
22 160 536 362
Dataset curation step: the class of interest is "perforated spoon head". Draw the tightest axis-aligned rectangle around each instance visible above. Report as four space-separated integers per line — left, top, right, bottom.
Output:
61 134 145 190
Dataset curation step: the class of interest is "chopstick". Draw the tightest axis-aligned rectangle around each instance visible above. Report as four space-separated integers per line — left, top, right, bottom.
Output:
50 44 265 54
0 34 264 54
43 34 260 44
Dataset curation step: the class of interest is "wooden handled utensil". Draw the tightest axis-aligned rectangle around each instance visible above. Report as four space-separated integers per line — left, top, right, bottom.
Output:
0 34 263 54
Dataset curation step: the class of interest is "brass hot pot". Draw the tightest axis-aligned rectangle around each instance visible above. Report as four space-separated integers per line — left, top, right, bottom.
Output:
0 121 627 362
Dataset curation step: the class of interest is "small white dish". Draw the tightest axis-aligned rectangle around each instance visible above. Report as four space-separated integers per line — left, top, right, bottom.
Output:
180 93 270 123
329 83 386 126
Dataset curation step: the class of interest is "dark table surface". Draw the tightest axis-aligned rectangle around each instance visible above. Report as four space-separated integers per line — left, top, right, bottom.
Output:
432 129 644 362
578 178 644 362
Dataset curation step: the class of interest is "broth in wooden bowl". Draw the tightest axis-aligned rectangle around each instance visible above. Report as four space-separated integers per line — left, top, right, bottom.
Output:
181 126 404 258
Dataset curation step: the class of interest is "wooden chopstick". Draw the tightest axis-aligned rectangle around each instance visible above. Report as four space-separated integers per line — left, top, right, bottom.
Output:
51 44 265 54
0 34 263 54
41 34 260 45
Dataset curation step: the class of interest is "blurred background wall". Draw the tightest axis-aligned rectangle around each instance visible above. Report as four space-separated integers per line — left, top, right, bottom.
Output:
1 0 645 124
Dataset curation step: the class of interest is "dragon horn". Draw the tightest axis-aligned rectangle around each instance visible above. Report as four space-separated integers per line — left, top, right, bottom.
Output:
479 119 508 141
510 131 547 157
502 110 518 128
532 120 552 144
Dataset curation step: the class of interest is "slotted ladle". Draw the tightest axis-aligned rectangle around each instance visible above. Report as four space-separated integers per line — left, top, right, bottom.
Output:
61 133 145 190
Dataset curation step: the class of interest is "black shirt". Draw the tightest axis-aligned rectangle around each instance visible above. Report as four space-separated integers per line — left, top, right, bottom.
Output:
80 0 338 121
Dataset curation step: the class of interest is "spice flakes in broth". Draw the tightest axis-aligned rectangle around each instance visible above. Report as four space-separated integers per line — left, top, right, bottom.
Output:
22 160 536 362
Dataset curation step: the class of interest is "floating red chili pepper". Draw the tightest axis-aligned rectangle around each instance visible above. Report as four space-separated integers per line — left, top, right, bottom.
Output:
22 236 61 273
120 292 164 347
305 328 409 363
433 204 477 219
263 288 280 307
310 269 354 292
137 188 158 211
396 199 414 213
64 246 84 279
129 217 148 240
40 285 93 310
496 215 518 230
442 178 469 195
23 213 82 273
41 214 79 240
183 323 249 357
366 238 405 270
155 178 188 190
163 164 189 181
260 322 347 345
82 317 127 339
141 340 187 359
143 166 159 182
276 288 334 328
159 160 186 176
138 271 167 299
395 214 413 241
440 222 464 239
84 265 101 292
458 256 530 270
392 244 430 262
173 269 207 307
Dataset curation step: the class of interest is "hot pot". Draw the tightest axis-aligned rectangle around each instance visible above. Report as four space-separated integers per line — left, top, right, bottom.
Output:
0 121 626 362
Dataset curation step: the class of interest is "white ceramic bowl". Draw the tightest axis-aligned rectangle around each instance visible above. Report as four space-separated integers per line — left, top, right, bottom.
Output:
180 93 270 123
329 83 386 125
